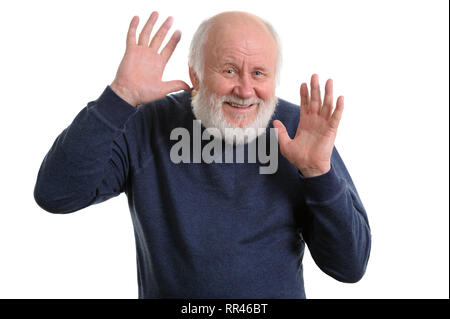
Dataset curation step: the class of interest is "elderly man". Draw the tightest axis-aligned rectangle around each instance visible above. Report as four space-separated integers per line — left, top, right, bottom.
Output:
34 11 371 298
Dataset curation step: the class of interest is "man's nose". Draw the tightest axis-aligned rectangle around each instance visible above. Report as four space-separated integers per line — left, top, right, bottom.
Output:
232 74 255 100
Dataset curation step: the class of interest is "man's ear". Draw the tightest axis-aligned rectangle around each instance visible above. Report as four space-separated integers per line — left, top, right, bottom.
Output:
189 66 200 91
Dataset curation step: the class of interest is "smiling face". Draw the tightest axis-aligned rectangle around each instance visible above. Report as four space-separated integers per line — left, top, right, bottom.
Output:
190 12 278 129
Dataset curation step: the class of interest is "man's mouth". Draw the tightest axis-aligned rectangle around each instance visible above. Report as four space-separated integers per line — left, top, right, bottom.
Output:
224 101 256 109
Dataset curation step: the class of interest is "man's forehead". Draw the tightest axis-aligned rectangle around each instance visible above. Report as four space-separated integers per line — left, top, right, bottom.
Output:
206 36 276 64
217 52 273 68
205 27 276 61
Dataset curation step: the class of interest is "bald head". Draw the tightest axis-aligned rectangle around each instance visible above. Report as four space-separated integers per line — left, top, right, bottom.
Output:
207 11 275 40
188 11 281 84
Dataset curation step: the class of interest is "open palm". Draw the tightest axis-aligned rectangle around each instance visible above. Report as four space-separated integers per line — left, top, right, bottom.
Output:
273 74 344 177
111 12 189 106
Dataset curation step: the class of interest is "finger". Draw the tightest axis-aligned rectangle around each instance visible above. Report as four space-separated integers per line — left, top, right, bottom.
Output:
161 80 191 95
330 96 344 130
160 30 181 64
126 16 139 47
272 120 292 154
149 16 174 51
310 74 322 114
138 11 159 46
300 82 309 113
296 84 309 138
321 79 333 118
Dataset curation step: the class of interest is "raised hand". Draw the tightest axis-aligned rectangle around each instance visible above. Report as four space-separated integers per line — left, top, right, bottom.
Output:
273 74 344 177
110 12 190 107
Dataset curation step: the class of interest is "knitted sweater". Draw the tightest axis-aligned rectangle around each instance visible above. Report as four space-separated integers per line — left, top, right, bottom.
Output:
34 86 371 298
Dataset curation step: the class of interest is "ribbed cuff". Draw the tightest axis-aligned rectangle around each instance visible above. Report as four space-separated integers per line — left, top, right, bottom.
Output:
298 164 345 203
90 85 138 129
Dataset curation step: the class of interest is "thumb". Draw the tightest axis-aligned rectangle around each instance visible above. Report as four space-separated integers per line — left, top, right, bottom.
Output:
272 120 291 151
161 80 191 95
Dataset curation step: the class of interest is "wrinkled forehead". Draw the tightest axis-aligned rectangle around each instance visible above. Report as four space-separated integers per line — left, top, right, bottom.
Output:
204 22 277 67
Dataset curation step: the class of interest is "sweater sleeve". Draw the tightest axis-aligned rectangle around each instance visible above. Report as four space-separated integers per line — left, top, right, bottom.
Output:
298 147 371 283
34 86 138 214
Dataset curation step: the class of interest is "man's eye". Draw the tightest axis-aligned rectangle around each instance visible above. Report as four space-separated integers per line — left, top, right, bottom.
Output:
225 69 234 74
254 71 262 76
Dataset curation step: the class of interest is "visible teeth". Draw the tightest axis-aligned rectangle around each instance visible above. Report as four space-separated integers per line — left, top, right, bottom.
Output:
230 102 249 108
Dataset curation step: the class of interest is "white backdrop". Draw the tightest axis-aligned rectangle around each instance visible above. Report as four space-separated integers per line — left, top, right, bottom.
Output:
0 0 448 299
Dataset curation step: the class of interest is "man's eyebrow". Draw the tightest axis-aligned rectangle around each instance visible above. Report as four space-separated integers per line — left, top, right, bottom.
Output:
221 60 238 66
253 65 269 71
221 60 269 71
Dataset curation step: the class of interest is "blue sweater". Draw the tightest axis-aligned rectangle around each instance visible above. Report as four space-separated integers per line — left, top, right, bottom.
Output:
34 86 371 298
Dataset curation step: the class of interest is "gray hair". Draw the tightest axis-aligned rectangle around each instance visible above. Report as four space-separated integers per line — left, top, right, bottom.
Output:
188 14 282 85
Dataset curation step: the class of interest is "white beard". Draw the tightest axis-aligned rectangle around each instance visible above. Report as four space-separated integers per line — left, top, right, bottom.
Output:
191 85 278 145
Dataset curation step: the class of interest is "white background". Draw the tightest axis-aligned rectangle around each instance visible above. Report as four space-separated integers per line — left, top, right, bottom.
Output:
0 0 448 299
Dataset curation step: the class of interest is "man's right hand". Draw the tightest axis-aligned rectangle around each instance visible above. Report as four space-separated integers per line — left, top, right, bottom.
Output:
110 12 190 107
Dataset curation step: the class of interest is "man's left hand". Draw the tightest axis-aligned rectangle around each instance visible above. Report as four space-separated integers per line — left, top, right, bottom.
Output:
273 74 344 177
